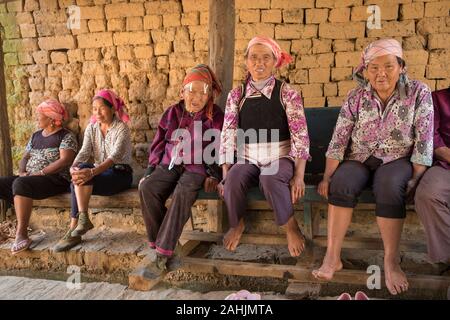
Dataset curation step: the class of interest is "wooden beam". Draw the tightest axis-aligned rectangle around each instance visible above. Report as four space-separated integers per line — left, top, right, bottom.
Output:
181 257 450 291
206 199 226 233
0 32 13 222
180 230 428 253
180 240 201 257
209 0 235 110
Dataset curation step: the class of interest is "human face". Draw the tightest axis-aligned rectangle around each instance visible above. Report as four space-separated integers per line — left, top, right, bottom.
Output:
366 54 402 97
92 98 114 124
182 80 210 113
246 44 276 81
36 112 52 130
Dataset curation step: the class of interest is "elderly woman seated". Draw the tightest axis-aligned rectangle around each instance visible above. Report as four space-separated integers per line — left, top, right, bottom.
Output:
219 36 310 257
0 99 77 254
138 64 224 271
312 39 434 296
54 89 133 252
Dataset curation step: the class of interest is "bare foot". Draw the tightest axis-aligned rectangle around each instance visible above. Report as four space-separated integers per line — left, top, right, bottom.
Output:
223 219 245 251
14 234 28 244
285 217 305 257
385 260 409 295
312 254 343 281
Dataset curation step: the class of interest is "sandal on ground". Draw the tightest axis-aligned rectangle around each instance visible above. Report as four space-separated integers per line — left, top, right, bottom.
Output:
11 238 32 255
337 292 352 300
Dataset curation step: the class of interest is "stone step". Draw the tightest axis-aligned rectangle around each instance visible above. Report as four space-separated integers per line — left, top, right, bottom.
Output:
0 228 148 280
0 276 288 300
1 227 447 299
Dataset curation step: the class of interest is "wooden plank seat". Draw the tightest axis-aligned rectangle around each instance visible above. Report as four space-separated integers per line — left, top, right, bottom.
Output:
32 107 443 292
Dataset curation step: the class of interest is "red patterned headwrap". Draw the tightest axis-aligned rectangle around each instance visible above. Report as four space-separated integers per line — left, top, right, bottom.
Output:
182 64 222 120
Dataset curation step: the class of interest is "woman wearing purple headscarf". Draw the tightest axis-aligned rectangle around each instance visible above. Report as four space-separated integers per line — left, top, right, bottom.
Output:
54 89 133 252
312 39 434 296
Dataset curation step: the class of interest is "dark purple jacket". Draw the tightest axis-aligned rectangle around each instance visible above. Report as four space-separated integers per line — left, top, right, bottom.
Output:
432 88 450 170
147 101 224 176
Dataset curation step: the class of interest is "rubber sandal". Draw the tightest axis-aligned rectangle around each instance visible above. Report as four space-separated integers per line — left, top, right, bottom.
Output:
355 291 369 300
337 292 352 300
11 238 32 255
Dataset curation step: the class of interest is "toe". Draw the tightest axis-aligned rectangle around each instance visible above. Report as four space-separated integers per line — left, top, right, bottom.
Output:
388 284 398 295
395 284 404 294
288 246 294 257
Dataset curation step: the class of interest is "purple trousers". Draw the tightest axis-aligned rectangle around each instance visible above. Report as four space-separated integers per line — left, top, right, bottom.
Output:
223 158 295 228
415 166 450 263
139 165 205 257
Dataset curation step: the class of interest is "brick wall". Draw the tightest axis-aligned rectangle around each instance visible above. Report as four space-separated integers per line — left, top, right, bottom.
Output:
1 0 449 171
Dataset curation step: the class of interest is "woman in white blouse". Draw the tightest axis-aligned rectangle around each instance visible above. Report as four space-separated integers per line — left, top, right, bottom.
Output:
54 89 132 252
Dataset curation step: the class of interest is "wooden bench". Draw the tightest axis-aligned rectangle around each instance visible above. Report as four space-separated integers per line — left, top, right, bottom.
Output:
177 107 450 294
33 107 449 293
185 106 424 252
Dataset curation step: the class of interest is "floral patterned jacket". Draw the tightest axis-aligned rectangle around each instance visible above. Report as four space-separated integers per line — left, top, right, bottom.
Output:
326 79 434 166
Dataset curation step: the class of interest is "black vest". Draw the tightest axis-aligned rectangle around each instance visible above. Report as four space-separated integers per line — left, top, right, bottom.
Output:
238 79 291 144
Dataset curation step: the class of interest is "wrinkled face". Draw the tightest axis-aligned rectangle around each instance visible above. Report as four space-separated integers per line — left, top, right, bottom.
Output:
37 112 52 130
246 44 276 81
182 80 211 113
366 54 402 96
92 98 114 124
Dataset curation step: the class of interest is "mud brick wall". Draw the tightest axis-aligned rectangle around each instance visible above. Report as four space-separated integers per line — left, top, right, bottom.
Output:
1 0 449 172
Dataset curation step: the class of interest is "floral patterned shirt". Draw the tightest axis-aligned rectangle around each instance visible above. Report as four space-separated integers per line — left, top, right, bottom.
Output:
326 79 434 166
25 128 78 181
219 76 310 164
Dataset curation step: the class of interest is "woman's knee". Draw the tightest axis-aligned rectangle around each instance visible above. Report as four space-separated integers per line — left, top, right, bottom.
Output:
12 177 32 197
138 175 158 195
373 173 407 200
224 165 255 191
414 176 437 205
259 173 284 190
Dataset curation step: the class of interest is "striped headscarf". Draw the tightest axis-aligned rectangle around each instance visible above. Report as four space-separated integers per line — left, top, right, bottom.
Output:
353 38 404 87
246 36 293 68
182 64 222 120
91 89 130 124
36 99 68 127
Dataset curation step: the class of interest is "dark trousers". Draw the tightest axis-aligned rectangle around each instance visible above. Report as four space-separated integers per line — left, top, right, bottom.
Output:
223 158 295 228
138 165 205 257
328 157 412 219
0 174 69 206
70 163 133 218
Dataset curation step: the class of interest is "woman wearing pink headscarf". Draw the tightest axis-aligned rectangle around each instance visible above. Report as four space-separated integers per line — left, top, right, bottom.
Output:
54 89 132 252
0 99 77 254
313 39 434 296
219 36 310 257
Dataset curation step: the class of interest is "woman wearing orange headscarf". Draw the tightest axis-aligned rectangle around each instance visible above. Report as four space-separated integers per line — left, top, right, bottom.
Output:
139 64 224 272
0 99 77 254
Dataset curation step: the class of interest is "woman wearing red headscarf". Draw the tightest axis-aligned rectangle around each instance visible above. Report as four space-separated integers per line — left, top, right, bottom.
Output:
54 89 133 252
0 99 77 254
139 64 224 271
218 36 310 258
